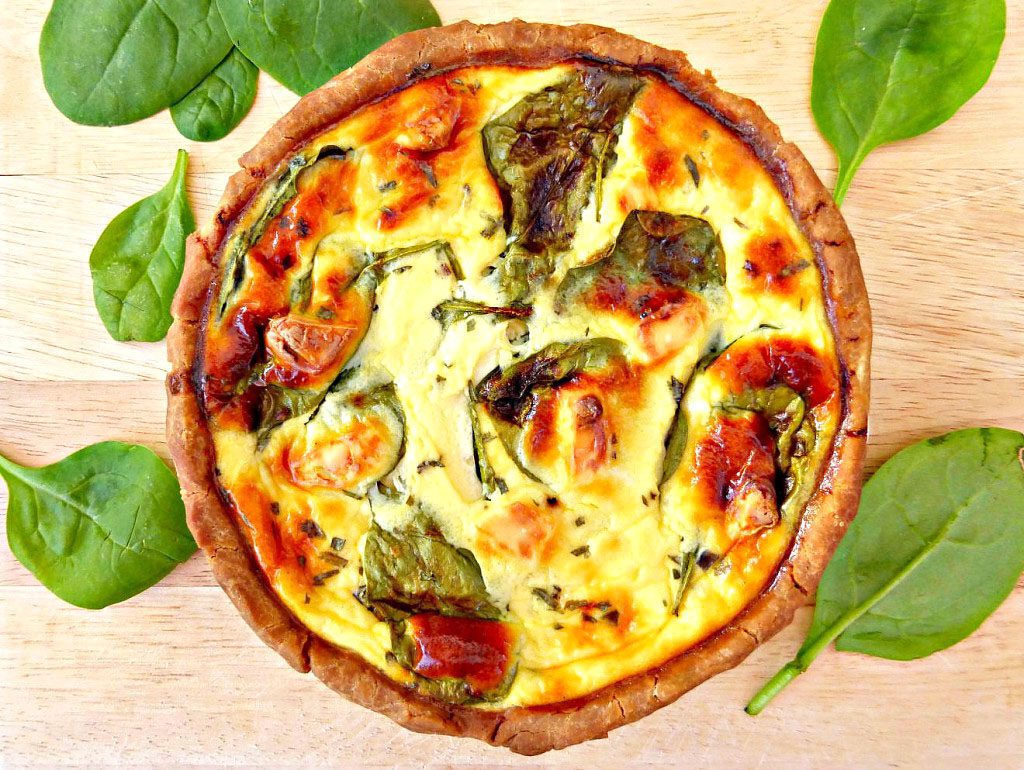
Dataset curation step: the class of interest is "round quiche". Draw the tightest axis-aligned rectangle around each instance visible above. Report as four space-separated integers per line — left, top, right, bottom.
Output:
167 21 870 754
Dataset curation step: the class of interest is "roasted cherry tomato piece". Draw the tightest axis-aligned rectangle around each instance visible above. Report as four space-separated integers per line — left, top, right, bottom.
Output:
406 614 516 695
694 412 780 537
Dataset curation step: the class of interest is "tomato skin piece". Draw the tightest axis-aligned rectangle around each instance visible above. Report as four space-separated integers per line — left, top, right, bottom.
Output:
264 316 357 378
694 412 777 509
262 280 374 390
406 614 516 695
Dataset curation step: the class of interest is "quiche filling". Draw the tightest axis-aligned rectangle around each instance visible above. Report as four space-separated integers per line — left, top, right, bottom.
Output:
197 62 841 708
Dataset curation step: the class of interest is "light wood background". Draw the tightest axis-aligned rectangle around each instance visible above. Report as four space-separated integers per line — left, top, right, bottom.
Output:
2 1 1022 767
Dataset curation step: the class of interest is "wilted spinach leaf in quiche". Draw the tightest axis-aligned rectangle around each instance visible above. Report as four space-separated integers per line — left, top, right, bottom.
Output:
178 46 864 740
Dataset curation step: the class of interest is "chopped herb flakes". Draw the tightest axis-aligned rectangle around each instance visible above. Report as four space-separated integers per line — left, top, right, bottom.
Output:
480 214 502 238
779 259 811 278
299 519 325 539
313 569 340 585
571 545 591 558
698 550 720 570
321 551 349 567
684 154 700 187
532 586 562 610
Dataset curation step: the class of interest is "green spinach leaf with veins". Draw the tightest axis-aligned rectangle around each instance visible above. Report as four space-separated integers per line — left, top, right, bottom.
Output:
216 0 441 95
90 149 194 342
40 0 232 126
813 0 1006 203
746 427 1024 714
171 48 259 142
0 442 197 610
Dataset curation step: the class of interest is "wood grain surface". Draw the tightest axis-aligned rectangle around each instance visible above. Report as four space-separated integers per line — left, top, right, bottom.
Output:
2 1 1022 767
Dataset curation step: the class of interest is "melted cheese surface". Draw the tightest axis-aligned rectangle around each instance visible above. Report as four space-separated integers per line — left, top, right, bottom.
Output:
201 64 840 707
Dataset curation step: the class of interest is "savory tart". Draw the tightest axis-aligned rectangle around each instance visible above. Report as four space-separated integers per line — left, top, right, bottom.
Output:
167 21 870 754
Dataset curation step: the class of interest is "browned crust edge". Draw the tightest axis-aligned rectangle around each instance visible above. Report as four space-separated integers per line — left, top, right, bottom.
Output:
166 20 871 756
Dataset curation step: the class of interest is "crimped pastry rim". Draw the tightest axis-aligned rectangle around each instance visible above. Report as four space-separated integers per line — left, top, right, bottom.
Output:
166 20 871 755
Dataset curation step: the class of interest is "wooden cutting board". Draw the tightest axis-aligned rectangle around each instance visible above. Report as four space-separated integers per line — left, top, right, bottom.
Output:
2 1 1022 766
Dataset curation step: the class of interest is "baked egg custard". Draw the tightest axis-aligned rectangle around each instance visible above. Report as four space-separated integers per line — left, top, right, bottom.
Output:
195 61 842 709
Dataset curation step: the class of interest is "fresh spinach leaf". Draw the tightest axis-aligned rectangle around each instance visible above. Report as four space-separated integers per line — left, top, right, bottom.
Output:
746 427 1024 714
40 0 232 126
0 442 196 610
812 0 1006 203
171 47 258 142
216 0 441 95
90 149 194 342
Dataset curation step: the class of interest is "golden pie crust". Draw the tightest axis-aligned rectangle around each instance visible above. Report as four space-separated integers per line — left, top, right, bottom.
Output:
166 20 870 754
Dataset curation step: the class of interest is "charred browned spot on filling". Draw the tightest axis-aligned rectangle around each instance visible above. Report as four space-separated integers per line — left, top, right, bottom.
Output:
572 394 609 474
638 138 677 190
203 306 264 397
374 154 438 231
742 231 810 296
632 88 679 190
712 337 837 410
250 158 354 278
525 392 559 460
226 479 307 583
360 75 490 231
